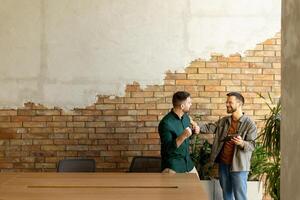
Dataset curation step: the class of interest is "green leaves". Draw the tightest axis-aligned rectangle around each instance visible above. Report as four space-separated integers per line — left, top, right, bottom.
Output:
251 93 281 200
190 136 213 180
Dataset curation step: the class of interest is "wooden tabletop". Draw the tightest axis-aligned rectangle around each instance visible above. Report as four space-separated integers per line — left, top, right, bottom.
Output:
0 173 208 200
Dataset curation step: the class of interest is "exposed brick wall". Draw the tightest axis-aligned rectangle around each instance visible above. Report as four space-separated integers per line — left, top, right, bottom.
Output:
0 33 281 172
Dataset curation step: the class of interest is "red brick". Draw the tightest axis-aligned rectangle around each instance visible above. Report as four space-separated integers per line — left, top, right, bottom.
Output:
0 133 18 139
242 80 263 86
103 110 128 116
217 68 241 74
175 80 198 85
189 61 206 68
208 74 231 80
242 69 262 74
263 39 276 45
145 121 159 127
226 86 246 92
86 122 105 127
142 151 160 157
253 75 274 80
264 57 280 63
35 163 56 169
232 74 253 80
198 80 220 86
128 145 148 151
116 128 136 133
187 74 207 79
164 86 184 92
17 110 36 116
33 140 53 145
163 79 175 85
101 151 120 156
31 116 52 121
117 116 137 121
148 110 168 115
0 110 17 116
103 97 124 104
0 163 13 168
264 44 280 51
192 98 210 103
73 116 94 121
228 62 249 68
144 97 165 103
272 63 281 69
136 104 156 110
81 110 102 115
121 151 142 157
53 116 72 121
242 56 264 62
36 110 61 116
228 55 241 62
137 115 157 121
206 62 227 68
27 128 51 134
41 145 65 151
205 86 226 92
95 104 116 110
144 85 164 92
67 122 85 127
11 116 30 122
165 73 187 80
23 122 46 128
47 122 66 127
94 128 113 134
131 91 153 98
0 122 22 128
147 133 160 139
263 69 281 74
125 84 141 92
185 67 198 73
221 80 241 86
149 145 160 150
139 139 160 145
116 104 135 109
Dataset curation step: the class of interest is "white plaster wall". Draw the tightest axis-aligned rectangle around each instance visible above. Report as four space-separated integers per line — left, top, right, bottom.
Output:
0 0 281 108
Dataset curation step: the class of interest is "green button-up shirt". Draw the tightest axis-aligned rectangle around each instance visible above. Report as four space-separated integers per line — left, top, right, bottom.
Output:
158 110 194 173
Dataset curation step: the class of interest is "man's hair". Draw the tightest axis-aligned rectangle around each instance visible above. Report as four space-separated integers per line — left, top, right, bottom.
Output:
227 92 245 105
172 91 190 107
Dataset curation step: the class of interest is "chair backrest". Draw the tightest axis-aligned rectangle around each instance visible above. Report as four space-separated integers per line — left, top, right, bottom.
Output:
129 156 161 172
57 159 96 172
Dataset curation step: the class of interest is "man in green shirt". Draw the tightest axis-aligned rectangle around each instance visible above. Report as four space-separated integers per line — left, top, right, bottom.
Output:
158 91 200 174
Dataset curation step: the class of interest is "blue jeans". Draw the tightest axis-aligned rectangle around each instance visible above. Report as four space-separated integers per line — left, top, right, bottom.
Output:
219 163 248 200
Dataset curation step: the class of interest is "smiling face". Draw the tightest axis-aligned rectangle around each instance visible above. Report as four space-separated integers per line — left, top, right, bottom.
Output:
226 95 242 114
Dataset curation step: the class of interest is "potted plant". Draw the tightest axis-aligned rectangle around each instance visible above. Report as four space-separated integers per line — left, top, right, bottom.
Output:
250 94 281 200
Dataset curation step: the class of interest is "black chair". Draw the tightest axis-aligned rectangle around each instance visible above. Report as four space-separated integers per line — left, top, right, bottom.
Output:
129 156 161 172
57 159 96 172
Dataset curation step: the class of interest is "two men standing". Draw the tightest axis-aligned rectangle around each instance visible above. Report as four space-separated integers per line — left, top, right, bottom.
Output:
158 91 257 200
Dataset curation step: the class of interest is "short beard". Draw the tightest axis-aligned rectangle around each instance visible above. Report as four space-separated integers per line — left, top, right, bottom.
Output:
227 107 237 114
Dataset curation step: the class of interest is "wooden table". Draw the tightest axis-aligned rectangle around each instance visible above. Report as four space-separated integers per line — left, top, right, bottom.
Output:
0 173 208 200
